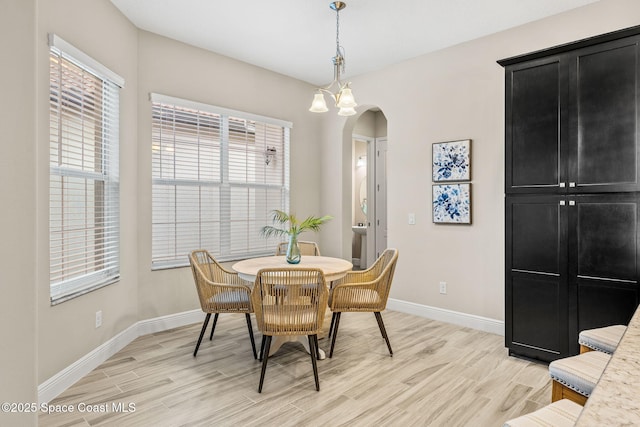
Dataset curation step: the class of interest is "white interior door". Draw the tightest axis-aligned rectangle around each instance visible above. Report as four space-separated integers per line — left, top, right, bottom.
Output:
367 138 387 265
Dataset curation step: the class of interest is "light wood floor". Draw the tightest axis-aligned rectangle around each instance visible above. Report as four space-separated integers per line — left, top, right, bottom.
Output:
39 311 552 427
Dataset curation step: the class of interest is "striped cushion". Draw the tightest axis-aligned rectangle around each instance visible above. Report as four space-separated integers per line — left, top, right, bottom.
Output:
503 399 583 427
549 351 610 397
578 324 626 354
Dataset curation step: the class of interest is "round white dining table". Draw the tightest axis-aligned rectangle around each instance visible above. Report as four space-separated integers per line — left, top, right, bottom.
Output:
232 255 353 283
232 255 353 359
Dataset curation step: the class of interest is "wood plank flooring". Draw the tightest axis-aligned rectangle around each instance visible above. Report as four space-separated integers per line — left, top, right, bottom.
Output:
39 311 552 426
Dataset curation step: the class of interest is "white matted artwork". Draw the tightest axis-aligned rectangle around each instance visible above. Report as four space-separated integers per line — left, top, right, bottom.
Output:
432 183 471 224
432 139 471 182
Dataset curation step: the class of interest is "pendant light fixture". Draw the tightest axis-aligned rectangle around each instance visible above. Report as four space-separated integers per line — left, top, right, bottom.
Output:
308 1 357 116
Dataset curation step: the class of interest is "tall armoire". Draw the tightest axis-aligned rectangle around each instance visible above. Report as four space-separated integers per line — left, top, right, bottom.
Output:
499 26 640 363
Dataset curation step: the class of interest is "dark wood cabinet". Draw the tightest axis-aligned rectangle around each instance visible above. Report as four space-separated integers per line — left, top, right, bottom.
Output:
506 194 640 361
569 194 640 339
568 38 640 193
501 26 640 363
503 33 640 195
505 58 565 193
506 196 568 361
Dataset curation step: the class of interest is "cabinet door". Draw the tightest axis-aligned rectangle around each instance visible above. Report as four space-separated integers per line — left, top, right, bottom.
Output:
505 57 567 194
506 195 569 361
567 36 640 192
568 194 640 351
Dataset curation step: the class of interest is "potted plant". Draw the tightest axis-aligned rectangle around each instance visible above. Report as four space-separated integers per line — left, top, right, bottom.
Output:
261 210 332 264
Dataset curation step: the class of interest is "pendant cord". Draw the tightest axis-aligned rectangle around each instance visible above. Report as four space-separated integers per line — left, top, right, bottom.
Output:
334 7 345 79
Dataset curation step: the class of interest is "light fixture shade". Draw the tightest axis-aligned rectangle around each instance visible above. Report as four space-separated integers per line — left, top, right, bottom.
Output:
309 93 329 113
336 87 357 108
338 106 357 116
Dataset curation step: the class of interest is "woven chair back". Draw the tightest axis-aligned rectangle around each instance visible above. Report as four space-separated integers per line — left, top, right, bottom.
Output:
252 268 328 336
189 250 252 313
330 248 398 312
275 241 321 256
370 248 398 308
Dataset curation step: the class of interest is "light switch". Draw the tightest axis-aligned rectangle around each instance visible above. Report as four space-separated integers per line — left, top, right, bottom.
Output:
408 213 416 225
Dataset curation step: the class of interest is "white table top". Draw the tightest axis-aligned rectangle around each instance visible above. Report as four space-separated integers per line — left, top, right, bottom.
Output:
232 255 353 283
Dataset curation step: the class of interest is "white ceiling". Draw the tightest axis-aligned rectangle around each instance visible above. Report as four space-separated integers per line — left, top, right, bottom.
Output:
110 0 598 86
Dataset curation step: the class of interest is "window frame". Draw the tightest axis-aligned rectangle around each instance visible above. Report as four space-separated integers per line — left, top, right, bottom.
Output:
48 34 124 304
150 93 292 270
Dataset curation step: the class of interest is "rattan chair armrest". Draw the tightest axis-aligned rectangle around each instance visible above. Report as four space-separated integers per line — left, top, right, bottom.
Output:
332 270 378 286
201 276 253 293
330 278 379 291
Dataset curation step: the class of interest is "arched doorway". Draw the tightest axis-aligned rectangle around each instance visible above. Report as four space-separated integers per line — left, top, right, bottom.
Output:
345 107 387 268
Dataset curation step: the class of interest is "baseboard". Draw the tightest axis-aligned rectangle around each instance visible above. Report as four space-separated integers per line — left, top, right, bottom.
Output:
38 322 139 404
38 309 203 404
39 303 502 404
387 298 505 336
137 309 203 336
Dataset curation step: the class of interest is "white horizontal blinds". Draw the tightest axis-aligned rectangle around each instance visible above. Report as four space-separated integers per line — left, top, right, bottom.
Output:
151 103 222 265
49 40 121 302
228 118 289 257
151 94 290 267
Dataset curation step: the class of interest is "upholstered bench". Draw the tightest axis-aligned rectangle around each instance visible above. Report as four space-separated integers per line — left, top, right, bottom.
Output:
503 399 583 427
578 324 626 354
549 350 611 406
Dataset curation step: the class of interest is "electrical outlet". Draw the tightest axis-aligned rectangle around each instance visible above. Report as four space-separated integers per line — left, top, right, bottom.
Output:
95 310 102 328
439 282 447 295
408 213 416 225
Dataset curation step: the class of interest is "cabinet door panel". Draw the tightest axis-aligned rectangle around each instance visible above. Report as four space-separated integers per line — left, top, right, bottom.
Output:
570 38 640 191
506 196 568 362
506 59 564 193
578 281 638 333
512 202 560 274
575 200 637 280
568 194 640 350
511 274 565 359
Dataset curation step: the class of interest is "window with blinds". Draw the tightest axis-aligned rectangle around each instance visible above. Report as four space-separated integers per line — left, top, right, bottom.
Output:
151 94 291 268
49 34 123 303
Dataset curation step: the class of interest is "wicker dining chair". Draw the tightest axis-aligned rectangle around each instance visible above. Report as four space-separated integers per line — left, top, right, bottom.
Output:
189 250 257 359
251 268 328 392
327 248 399 358
275 241 321 256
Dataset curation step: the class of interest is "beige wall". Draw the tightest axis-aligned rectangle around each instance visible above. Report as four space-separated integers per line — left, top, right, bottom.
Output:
135 31 322 320
319 0 640 321
0 0 37 425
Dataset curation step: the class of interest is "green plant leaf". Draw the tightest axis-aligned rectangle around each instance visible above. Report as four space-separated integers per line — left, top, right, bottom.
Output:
260 210 332 238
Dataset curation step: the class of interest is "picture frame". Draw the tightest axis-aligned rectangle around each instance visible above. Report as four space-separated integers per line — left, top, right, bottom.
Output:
432 183 471 224
432 139 471 182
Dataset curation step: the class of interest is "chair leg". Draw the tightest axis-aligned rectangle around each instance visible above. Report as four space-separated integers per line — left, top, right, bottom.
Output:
308 335 320 391
374 312 393 356
209 313 219 340
258 336 272 393
314 334 321 360
552 379 588 406
259 335 266 361
328 312 337 339
245 313 257 359
193 313 211 357
329 312 342 358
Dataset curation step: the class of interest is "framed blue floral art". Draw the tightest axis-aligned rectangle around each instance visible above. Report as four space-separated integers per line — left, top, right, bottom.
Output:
432 139 471 182
432 183 471 224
